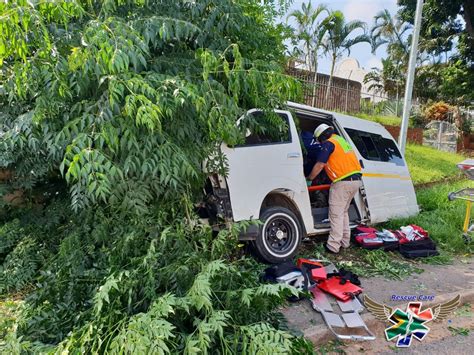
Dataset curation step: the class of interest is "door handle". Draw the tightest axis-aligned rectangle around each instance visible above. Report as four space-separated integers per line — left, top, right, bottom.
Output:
287 152 301 158
359 159 365 168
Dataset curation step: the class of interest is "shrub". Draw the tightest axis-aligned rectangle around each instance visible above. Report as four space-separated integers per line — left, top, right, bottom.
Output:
423 101 454 122
0 1 310 353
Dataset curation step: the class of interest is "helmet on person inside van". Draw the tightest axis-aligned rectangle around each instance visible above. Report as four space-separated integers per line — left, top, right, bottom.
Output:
314 124 334 142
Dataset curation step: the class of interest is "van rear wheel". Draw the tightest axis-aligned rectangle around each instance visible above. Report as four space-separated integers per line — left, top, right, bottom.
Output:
252 207 302 264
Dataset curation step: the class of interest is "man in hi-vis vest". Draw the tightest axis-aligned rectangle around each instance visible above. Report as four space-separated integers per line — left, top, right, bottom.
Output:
306 124 362 254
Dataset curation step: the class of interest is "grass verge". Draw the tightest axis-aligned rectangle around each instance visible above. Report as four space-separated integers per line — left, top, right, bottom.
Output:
352 113 407 127
405 144 466 185
299 243 423 280
300 179 473 279
385 180 474 254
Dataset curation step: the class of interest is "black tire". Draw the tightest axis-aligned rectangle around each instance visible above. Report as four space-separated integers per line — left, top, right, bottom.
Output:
252 207 303 264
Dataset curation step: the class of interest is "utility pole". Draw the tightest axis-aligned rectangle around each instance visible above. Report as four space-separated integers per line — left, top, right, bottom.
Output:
399 0 424 154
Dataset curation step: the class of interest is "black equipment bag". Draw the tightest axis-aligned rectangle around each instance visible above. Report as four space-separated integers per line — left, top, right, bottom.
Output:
261 261 301 283
399 239 439 258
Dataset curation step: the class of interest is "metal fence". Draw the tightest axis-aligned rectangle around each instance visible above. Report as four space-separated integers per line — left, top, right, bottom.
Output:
287 67 362 112
287 67 415 119
423 120 458 153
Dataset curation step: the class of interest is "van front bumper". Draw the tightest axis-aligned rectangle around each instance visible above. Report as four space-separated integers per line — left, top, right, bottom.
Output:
238 224 259 241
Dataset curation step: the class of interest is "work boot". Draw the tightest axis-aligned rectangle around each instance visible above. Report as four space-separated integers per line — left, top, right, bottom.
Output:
324 243 338 254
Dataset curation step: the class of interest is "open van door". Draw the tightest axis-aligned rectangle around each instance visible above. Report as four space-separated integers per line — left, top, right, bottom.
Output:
336 119 419 224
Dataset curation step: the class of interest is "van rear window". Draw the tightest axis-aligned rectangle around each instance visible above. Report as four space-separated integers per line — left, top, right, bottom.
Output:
237 112 291 147
345 128 405 166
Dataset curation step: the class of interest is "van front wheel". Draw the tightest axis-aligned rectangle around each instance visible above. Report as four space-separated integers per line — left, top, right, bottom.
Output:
252 207 302 264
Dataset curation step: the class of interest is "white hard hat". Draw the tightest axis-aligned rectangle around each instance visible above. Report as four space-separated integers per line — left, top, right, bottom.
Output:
314 124 332 138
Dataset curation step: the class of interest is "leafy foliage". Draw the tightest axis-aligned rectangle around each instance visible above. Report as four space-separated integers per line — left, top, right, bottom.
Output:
363 58 404 99
0 0 310 353
0 0 300 213
398 0 472 54
371 9 410 61
397 0 474 105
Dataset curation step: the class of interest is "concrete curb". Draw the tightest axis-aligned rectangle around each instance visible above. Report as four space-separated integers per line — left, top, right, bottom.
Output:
302 287 474 345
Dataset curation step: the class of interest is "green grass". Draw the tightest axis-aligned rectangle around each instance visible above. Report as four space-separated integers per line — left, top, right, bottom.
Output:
448 326 470 336
385 180 474 254
353 113 408 127
300 243 423 280
405 144 466 185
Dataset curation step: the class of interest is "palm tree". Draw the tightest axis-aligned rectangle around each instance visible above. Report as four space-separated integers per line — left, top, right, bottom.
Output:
370 9 411 60
287 2 330 106
363 58 404 98
323 11 370 105
363 58 404 115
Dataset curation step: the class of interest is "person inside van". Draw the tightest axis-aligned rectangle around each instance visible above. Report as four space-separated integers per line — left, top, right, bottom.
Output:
300 131 323 177
306 124 362 254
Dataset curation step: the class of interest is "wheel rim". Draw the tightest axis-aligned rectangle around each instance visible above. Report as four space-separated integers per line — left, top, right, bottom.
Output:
264 216 296 255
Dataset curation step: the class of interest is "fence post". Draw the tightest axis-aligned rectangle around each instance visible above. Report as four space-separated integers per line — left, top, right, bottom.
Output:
395 89 399 117
344 70 352 113
437 121 443 150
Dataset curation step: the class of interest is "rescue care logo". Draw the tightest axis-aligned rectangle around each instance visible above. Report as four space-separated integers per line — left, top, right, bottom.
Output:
364 294 460 347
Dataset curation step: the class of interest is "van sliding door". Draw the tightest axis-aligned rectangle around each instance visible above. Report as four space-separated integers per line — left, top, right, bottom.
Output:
342 127 419 223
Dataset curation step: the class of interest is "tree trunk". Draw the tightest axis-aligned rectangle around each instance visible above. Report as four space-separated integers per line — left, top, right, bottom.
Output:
311 51 318 107
324 54 336 109
305 41 311 69
463 0 474 38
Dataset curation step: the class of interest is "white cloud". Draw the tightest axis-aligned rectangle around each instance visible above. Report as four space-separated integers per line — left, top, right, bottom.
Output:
365 55 382 70
343 0 397 24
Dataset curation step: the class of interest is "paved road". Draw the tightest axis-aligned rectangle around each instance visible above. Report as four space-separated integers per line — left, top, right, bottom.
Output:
386 333 473 355
340 301 473 354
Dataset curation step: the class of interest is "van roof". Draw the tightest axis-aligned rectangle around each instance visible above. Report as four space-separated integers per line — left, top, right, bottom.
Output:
287 101 386 133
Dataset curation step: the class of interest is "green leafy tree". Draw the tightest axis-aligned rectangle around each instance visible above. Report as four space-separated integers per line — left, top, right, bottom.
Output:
0 1 309 353
322 11 370 105
399 0 473 53
398 0 473 105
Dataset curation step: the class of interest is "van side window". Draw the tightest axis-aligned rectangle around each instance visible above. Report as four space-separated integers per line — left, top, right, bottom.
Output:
376 136 405 166
345 128 405 166
360 135 380 160
237 112 291 147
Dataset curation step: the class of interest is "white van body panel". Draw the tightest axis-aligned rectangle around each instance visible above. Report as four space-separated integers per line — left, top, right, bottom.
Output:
220 102 418 237
331 111 419 222
287 102 419 224
222 109 316 234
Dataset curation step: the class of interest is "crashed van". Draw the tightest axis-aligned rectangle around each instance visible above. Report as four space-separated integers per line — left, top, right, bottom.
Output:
202 101 419 263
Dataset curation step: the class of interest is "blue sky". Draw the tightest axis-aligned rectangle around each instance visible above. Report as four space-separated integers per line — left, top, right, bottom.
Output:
282 0 399 73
